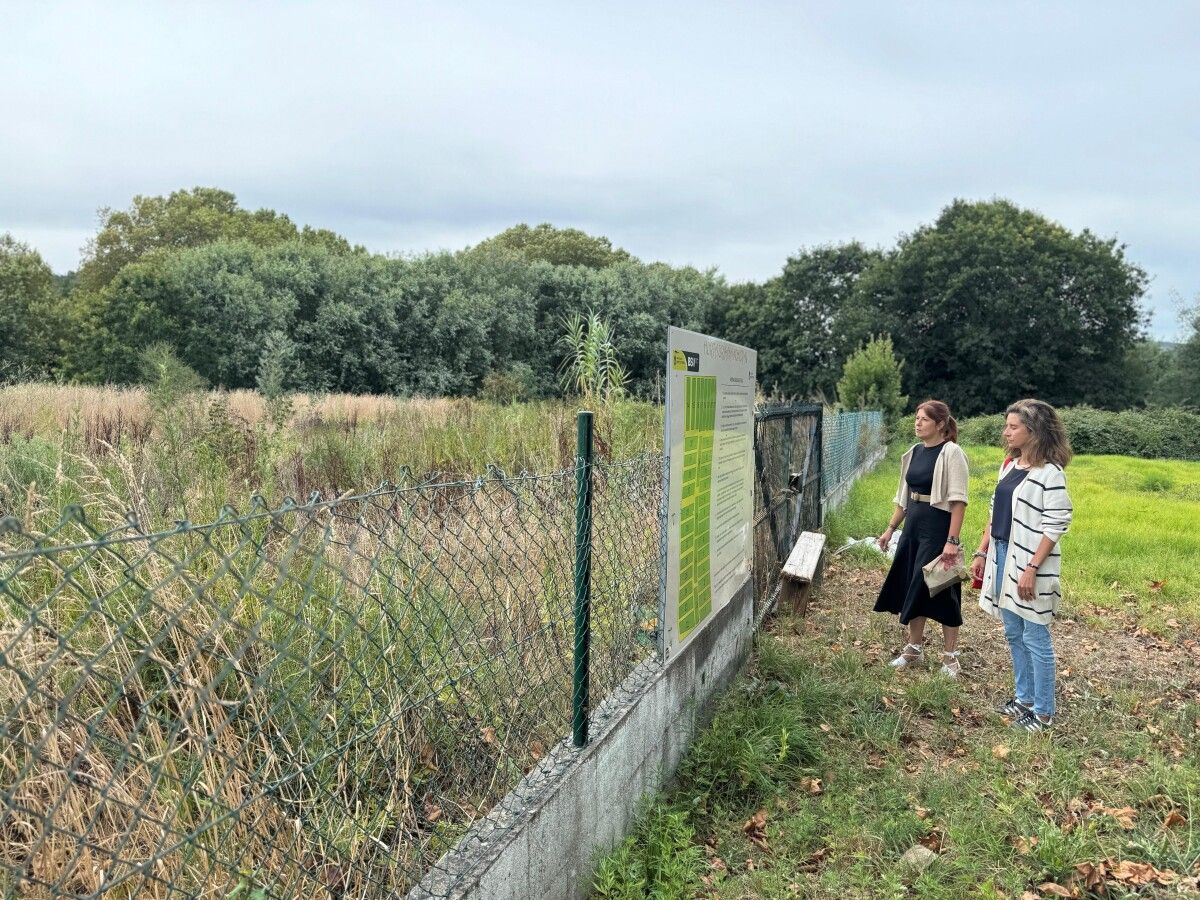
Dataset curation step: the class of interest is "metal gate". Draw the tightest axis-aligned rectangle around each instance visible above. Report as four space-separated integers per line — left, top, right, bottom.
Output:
752 403 823 618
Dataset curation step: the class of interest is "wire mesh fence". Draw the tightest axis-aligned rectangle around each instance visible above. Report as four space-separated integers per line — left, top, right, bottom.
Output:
0 457 661 899
821 409 886 504
1 406 885 899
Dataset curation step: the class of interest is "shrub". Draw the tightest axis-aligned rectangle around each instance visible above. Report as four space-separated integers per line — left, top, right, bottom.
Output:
479 363 537 404
957 413 1004 447
837 335 908 425
957 406 1200 460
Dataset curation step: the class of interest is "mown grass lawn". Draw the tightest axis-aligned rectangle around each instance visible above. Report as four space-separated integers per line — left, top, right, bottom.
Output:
824 445 1200 630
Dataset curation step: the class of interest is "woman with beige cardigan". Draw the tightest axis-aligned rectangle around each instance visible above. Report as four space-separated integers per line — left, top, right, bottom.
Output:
874 400 970 676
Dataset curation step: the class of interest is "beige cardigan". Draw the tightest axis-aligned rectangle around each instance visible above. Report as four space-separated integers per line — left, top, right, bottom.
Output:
893 441 970 512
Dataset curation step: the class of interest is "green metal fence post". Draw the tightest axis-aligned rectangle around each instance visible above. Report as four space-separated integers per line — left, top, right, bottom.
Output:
815 406 825 526
573 410 594 747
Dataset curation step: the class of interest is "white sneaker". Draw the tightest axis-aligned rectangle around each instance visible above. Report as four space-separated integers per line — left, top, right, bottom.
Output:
889 644 924 668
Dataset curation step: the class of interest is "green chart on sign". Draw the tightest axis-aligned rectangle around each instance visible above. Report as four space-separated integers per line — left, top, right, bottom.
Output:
678 375 716 638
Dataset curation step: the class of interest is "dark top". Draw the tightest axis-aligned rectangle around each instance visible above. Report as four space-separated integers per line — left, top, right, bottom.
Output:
991 464 1029 542
905 442 945 496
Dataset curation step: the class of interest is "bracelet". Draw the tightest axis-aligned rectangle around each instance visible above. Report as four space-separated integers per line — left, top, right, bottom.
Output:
973 551 986 559
946 536 961 546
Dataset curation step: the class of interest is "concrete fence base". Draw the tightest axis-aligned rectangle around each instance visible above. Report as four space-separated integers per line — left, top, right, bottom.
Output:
408 578 756 900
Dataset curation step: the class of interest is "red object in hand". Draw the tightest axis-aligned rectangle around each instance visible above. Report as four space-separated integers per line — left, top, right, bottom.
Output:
971 574 983 590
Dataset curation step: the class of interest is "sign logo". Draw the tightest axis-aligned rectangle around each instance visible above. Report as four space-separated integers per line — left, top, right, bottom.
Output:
671 350 700 372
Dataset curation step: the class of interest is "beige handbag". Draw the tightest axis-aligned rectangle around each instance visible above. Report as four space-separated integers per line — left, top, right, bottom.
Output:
922 555 970 596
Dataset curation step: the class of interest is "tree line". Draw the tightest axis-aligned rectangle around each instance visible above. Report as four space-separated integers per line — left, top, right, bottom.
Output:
2 188 1197 415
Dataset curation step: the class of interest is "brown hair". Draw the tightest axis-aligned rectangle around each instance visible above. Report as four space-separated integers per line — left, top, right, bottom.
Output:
916 399 958 443
1005 399 1073 468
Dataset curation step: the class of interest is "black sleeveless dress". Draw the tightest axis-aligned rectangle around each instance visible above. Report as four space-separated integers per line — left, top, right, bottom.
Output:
874 442 963 626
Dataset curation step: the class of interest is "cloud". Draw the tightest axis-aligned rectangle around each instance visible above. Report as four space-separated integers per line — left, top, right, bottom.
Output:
1 1 1196 337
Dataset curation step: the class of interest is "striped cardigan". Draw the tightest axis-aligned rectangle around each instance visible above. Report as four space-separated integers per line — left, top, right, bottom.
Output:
979 459 1073 625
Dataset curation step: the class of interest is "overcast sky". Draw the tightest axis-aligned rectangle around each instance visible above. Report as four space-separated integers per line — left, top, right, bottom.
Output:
2 1 1197 338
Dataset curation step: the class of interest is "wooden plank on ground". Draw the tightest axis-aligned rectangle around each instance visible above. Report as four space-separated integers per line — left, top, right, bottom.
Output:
783 531 826 583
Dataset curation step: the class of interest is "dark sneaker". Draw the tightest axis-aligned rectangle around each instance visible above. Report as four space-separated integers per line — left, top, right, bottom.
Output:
1012 711 1053 732
997 697 1033 717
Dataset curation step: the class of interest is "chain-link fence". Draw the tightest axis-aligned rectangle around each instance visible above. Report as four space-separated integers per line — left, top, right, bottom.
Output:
2 406 886 899
821 409 886 505
0 457 660 899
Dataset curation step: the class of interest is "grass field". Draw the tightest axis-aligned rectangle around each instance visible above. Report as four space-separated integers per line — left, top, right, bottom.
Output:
594 445 1200 899
824 444 1200 629
594 558 1200 899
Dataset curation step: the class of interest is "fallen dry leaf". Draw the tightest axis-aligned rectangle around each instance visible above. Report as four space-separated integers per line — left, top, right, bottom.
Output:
480 726 497 744
1037 881 1076 897
1110 859 1178 886
742 809 769 849
1150 579 1167 591
800 776 823 795
1163 810 1188 829
915 807 930 820
423 798 443 824
918 829 944 853
1074 861 1107 892
1099 805 1138 829
529 740 546 760
992 745 1011 760
1014 835 1039 854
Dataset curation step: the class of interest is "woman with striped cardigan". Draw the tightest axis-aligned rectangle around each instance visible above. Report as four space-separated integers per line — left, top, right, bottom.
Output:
970 399 1074 732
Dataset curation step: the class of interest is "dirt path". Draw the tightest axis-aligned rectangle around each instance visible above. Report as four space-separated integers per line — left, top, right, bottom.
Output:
772 556 1200 777
790 557 1200 721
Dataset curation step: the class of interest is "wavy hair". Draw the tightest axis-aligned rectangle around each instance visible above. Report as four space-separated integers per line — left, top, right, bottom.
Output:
1006 399 1072 468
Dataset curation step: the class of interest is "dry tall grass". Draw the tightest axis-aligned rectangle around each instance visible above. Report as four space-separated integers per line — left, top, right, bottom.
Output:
0 384 470 435
0 383 662 534
0 457 661 898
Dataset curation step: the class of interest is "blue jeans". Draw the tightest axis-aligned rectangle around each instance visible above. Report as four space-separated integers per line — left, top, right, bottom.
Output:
994 540 1057 717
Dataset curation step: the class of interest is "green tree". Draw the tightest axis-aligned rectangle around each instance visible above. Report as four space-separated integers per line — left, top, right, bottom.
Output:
473 223 634 269
836 335 908 423
0 234 67 379
67 210 724 397
711 243 880 399
1154 300 1200 408
76 187 357 293
847 199 1147 416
